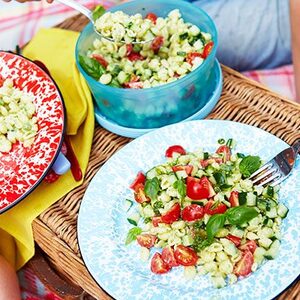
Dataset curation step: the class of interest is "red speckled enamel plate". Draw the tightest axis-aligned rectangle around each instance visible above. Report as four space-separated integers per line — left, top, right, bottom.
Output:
0 51 65 214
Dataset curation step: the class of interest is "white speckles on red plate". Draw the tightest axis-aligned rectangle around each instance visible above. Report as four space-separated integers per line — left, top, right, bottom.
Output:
0 51 65 213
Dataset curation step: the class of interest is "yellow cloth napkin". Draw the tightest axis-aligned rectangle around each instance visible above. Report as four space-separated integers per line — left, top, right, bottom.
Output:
0 28 94 270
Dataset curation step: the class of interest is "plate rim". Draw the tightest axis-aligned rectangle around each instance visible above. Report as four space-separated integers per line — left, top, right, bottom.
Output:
77 119 300 300
0 51 66 214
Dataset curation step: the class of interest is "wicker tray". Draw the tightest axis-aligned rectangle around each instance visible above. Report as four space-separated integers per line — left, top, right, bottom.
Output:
32 14 300 300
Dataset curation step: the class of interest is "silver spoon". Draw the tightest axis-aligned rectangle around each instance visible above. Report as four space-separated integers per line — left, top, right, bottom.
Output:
55 0 154 45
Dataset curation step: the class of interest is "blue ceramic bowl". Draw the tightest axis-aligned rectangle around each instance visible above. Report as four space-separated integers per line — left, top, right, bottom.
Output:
76 0 218 129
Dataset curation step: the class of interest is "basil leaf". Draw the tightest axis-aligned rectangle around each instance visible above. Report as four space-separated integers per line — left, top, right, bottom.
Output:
206 214 226 242
79 55 105 80
238 192 247 205
214 172 226 185
153 200 164 215
173 178 186 199
226 206 258 225
239 155 261 178
127 218 137 226
125 227 142 245
92 5 106 21
144 177 160 201
192 237 211 252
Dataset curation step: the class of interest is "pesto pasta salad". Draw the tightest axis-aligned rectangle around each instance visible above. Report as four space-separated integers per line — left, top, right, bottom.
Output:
0 79 38 153
125 139 289 288
79 8 214 89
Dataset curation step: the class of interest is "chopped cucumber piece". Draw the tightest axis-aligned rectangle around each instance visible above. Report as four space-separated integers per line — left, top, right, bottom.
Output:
277 203 289 218
146 167 158 179
264 239 280 260
266 207 277 219
246 192 257 206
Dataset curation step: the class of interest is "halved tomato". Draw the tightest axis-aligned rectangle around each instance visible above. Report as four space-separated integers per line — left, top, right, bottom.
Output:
162 246 179 267
229 191 239 207
127 51 144 61
91 54 108 68
234 250 254 277
226 234 241 247
136 234 157 249
130 171 146 191
172 165 193 175
174 245 198 266
152 216 163 227
216 145 231 162
186 52 202 65
161 203 181 224
239 240 257 254
145 12 157 24
151 36 164 52
204 200 227 215
202 41 214 59
134 183 150 203
165 145 186 158
200 157 223 168
186 176 215 200
182 204 204 222
151 253 171 274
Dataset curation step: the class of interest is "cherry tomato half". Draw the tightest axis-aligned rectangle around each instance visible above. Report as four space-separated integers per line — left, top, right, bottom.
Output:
174 245 198 266
239 240 257 254
152 216 163 227
172 165 193 176
161 246 179 267
145 12 158 24
216 145 231 162
151 253 171 274
151 36 164 53
123 81 143 89
186 176 215 200
136 234 157 249
229 191 239 207
165 145 186 158
134 183 150 204
130 171 146 191
186 52 202 65
202 41 214 59
91 54 108 68
226 234 242 247
127 51 144 62
200 157 223 168
182 204 204 222
234 250 254 277
204 200 227 215
161 203 181 224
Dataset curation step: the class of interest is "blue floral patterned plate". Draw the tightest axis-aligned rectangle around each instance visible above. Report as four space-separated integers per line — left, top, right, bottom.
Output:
78 120 300 300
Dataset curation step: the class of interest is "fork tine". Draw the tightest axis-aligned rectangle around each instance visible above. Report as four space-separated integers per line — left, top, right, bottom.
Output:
270 176 287 187
249 162 273 180
251 167 278 184
258 172 282 187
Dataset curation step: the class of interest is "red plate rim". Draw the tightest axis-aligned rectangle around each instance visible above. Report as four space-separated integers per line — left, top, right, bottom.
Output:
0 51 66 214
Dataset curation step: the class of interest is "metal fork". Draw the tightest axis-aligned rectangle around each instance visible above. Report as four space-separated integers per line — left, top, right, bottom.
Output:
249 139 300 186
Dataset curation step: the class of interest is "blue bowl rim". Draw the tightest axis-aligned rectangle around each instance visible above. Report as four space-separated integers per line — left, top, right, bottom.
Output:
75 0 218 95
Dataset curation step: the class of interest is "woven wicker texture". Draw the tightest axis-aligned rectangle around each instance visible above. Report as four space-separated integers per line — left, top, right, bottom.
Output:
32 13 300 300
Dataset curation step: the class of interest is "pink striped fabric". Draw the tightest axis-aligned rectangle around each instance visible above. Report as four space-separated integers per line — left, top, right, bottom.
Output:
243 65 296 101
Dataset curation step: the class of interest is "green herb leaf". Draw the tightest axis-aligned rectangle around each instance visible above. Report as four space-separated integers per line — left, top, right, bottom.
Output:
109 78 122 88
237 153 246 159
192 236 211 252
226 206 259 225
127 218 138 226
238 192 247 205
206 214 226 242
173 178 186 199
79 55 105 80
144 217 151 224
226 138 234 148
218 138 225 144
92 5 106 21
153 200 164 215
125 227 142 245
214 172 226 186
220 184 233 191
144 177 160 201
203 152 209 160
239 155 261 178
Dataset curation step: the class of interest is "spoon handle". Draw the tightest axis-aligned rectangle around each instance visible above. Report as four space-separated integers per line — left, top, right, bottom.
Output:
56 0 93 22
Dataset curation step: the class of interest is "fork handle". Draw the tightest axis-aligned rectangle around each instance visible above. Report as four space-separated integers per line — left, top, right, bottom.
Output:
292 139 300 153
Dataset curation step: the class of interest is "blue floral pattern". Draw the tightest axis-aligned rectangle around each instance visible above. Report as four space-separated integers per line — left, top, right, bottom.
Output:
78 120 300 300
